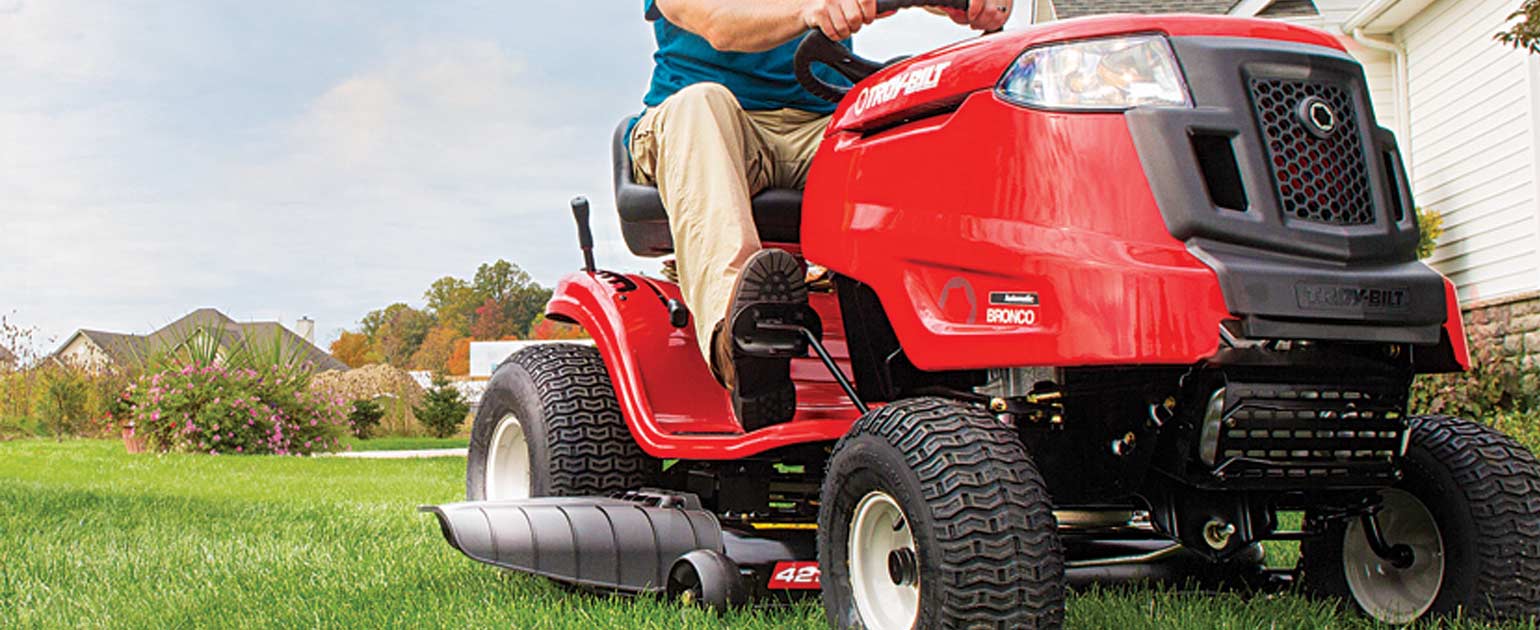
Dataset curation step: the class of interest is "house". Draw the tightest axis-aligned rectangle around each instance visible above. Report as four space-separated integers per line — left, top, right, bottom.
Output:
52 308 346 373
1034 0 1540 364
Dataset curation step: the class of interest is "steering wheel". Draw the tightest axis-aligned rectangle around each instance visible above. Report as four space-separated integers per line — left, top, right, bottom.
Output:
793 0 973 102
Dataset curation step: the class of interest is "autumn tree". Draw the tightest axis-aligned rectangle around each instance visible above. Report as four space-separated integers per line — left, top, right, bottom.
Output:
469 298 513 340
349 259 554 368
424 276 481 336
1499 1 1540 53
329 331 382 368
366 303 434 368
474 260 552 337
447 338 472 376
410 325 463 373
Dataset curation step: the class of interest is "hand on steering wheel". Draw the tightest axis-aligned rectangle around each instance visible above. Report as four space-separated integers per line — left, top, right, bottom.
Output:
800 0 1009 41
793 0 977 102
935 0 1011 32
800 0 879 41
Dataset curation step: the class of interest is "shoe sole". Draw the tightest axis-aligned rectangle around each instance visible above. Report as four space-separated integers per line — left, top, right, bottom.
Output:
727 249 805 430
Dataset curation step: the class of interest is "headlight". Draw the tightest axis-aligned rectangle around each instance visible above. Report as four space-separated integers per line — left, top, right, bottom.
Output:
996 34 1189 110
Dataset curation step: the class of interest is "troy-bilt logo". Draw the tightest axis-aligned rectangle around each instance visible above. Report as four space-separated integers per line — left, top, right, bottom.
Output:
851 61 952 116
767 562 821 589
1296 284 1411 312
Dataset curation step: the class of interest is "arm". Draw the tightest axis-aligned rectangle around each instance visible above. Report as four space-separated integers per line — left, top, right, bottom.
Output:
654 0 877 53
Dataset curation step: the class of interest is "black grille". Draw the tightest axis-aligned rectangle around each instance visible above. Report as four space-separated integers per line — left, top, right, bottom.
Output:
1249 78 1375 226
1208 381 1407 488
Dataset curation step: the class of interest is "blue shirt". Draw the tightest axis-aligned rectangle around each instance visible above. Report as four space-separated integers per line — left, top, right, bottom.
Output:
642 0 851 114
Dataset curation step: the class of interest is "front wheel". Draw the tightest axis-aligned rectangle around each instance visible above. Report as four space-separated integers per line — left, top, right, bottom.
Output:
1299 414 1540 623
466 343 656 500
818 398 1066 630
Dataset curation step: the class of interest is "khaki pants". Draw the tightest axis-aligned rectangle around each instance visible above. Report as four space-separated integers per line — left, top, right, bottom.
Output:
629 82 830 362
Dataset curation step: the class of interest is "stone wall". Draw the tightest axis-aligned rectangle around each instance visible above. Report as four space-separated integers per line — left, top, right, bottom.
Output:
1462 290 1540 369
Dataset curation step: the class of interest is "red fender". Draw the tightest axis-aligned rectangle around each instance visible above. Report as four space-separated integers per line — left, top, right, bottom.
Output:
1439 277 1471 372
545 270 862 460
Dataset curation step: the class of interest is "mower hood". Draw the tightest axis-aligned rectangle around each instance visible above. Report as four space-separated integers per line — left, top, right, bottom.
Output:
828 14 1347 135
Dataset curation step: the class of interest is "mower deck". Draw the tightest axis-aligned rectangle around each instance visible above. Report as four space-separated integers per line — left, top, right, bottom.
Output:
424 492 1267 601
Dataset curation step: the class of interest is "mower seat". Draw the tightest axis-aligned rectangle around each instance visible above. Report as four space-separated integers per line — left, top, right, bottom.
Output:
612 118 803 257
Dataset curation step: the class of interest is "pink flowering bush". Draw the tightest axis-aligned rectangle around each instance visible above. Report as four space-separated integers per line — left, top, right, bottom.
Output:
124 363 347 456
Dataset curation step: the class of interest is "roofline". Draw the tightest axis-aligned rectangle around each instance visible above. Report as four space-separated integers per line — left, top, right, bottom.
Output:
48 330 91 358
1342 0 1436 34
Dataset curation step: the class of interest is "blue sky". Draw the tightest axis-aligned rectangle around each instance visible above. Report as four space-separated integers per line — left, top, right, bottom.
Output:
1 1 1026 351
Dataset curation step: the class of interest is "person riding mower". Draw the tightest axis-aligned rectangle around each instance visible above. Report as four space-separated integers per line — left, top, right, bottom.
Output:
424 2 1540 628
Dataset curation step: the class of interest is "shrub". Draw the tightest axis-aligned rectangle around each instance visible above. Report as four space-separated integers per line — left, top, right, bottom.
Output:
125 363 346 456
1416 207 1443 260
1492 409 1540 455
1409 344 1539 419
414 374 468 439
348 399 385 440
33 366 92 439
133 323 317 381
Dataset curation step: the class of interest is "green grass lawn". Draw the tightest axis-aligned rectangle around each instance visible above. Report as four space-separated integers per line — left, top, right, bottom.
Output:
1 440 1532 629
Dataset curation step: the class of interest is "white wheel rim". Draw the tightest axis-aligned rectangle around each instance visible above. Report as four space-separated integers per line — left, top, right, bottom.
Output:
849 491 919 630
1342 488 1445 624
485 413 531 500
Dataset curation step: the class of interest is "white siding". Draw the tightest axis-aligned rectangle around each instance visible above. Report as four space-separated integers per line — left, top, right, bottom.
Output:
1399 0 1540 301
1347 45 1400 134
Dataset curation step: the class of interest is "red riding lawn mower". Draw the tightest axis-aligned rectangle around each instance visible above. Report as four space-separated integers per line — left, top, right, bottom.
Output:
424 1 1540 627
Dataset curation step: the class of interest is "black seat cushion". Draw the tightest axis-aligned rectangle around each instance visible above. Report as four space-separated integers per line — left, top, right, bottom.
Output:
612 118 802 257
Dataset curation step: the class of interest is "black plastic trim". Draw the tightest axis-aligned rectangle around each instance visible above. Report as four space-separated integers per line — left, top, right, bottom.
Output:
1127 37 1444 344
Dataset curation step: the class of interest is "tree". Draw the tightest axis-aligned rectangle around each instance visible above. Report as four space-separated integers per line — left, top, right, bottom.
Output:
367 303 434 368
447 338 472 376
410 325 463 373
414 374 469 438
34 366 90 440
473 260 551 337
424 276 481 336
329 331 382 368
358 305 392 339
472 260 531 303
507 285 555 338
528 314 590 340
1498 1 1540 53
347 399 385 439
469 298 511 340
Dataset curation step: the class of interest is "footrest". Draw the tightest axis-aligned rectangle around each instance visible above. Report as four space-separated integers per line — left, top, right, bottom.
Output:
730 302 823 359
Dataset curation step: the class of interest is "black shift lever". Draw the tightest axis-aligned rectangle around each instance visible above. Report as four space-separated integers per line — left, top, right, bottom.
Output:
571 196 596 274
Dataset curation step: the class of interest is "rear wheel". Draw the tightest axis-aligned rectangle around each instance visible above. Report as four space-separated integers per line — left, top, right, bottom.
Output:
466 343 656 500
819 398 1066 630
1299 415 1540 623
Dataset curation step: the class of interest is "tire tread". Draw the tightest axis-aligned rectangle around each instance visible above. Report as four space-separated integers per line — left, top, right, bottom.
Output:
507 344 652 496
829 397 1065 629
1408 414 1540 619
